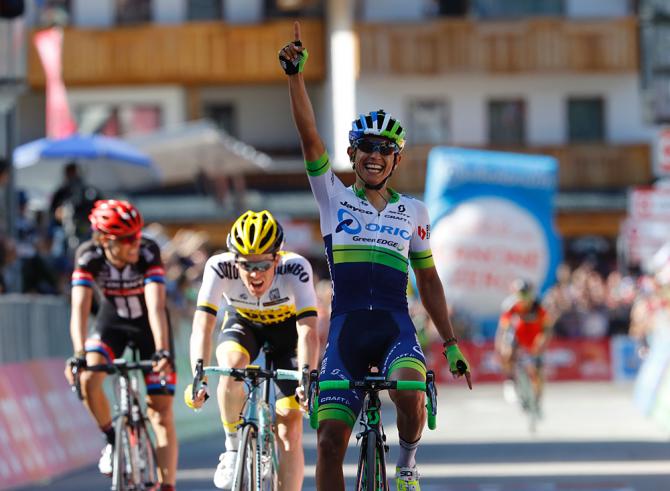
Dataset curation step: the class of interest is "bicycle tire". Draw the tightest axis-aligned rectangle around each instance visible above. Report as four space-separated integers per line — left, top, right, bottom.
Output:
365 431 378 491
136 420 158 489
233 424 256 491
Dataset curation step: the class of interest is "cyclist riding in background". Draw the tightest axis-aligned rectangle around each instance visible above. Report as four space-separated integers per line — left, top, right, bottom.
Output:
495 279 551 409
279 21 472 491
185 209 318 491
63 199 177 491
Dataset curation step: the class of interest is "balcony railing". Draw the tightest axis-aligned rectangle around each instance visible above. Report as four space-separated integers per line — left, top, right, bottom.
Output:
28 16 637 87
396 142 651 193
28 19 325 87
358 17 638 75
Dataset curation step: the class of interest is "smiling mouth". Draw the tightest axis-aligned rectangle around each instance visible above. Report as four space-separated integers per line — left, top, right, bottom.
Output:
250 279 264 289
363 161 385 175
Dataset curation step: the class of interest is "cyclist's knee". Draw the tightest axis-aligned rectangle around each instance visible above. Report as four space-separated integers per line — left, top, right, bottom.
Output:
147 395 174 422
215 342 250 369
317 420 350 460
80 370 105 395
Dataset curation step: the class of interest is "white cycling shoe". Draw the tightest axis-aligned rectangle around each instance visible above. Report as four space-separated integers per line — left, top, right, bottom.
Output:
213 451 237 489
98 443 113 476
503 380 518 404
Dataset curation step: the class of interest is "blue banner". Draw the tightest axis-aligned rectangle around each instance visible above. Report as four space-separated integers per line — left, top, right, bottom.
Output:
424 147 561 337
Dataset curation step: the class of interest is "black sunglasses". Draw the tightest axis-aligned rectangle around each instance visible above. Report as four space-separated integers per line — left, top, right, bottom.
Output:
354 139 399 156
236 259 275 272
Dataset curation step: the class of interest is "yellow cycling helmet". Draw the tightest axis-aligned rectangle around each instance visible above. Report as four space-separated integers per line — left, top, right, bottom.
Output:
227 210 284 255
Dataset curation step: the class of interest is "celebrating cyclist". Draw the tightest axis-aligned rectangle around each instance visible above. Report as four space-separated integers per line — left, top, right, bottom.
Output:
63 199 177 491
496 279 551 410
185 210 318 491
279 22 472 491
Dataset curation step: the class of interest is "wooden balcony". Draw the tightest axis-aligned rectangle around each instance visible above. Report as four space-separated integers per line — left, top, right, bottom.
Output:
395 142 651 193
28 16 637 87
358 17 638 75
27 19 325 87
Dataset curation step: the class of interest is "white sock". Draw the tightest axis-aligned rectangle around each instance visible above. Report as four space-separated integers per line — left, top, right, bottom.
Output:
224 431 239 452
397 437 419 468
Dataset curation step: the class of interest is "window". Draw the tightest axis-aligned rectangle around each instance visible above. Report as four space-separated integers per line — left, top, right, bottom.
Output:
203 104 237 137
76 104 162 136
116 0 152 25
407 99 449 145
473 0 562 19
187 0 222 20
567 97 605 142
488 99 525 145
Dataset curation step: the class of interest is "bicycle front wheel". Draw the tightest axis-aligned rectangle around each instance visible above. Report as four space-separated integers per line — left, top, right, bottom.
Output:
356 431 386 491
136 421 158 489
113 417 138 491
233 424 257 491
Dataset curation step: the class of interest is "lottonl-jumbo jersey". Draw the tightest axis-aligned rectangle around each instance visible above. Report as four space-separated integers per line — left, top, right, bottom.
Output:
196 251 318 326
306 152 435 316
71 238 166 321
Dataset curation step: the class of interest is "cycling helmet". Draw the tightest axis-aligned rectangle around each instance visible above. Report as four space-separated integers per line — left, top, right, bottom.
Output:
349 109 406 150
89 199 144 237
227 210 284 255
512 278 534 296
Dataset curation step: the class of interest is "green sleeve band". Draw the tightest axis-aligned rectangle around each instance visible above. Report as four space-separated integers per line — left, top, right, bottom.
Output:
305 152 330 177
410 250 435 269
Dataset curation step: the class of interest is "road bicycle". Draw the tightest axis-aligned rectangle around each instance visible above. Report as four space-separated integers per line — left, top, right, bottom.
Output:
307 368 438 491
513 349 542 433
70 348 159 491
191 344 301 491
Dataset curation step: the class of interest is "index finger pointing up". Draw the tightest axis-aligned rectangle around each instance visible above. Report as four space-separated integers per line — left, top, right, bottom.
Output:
294 21 301 42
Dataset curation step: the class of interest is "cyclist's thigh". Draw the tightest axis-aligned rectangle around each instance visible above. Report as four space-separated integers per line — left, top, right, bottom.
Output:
126 318 177 397
318 310 400 428
215 313 259 367
85 324 128 363
382 311 426 380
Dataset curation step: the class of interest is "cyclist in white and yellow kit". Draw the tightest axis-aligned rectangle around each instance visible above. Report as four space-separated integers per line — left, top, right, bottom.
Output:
185 210 318 491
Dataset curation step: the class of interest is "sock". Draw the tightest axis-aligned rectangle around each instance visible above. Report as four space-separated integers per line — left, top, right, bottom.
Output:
101 423 115 446
223 418 241 452
397 437 419 468
160 485 175 491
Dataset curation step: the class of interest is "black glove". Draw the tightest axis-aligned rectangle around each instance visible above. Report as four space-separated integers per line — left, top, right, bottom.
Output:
279 40 309 75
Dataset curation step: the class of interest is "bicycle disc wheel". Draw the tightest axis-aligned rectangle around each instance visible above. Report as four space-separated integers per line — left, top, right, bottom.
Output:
259 436 278 491
136 421 158 489
233 424 257 491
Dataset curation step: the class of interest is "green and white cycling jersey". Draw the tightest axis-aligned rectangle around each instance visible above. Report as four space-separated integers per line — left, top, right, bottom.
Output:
306 152 435 315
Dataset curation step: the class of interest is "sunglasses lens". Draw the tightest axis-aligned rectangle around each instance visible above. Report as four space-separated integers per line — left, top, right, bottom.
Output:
356 139 397 155
238 260 273 272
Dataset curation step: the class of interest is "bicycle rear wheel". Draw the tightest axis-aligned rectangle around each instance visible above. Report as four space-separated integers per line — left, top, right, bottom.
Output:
233 424 257 491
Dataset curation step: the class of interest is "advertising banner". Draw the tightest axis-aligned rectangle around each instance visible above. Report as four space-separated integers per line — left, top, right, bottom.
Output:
424 147 561 337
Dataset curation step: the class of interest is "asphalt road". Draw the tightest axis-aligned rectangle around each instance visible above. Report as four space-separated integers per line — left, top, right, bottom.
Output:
21 382 670 491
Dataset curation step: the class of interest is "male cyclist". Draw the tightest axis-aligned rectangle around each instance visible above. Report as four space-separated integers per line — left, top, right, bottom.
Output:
64 199 177 491
279 22 472 491
185 210 318 491
495 279 551 410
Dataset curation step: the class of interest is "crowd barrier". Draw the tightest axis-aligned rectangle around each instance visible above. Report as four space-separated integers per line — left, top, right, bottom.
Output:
427 335 641 385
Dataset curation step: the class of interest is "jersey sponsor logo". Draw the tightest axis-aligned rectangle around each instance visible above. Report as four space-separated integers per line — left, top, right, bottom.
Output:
352 235 405 251
276 262 311 283
366 223 411 240
269 288 280 301
398 205 406 213
236 304 296 324
335 209 362 234
418 225 427 240
211 261 239 280
339 200 373 215
383 213 410 224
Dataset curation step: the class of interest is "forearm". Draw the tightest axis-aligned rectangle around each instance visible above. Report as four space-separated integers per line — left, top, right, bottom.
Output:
69 287 92 354
296 318 318 370
417 273 457 343
147 307 170 351
189 311 215 373
288 74 324 161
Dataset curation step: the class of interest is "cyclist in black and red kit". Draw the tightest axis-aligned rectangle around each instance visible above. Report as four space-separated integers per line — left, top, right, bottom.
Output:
64 199 177 491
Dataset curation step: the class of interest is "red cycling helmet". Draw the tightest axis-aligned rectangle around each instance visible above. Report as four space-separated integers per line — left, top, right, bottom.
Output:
89 199 144 238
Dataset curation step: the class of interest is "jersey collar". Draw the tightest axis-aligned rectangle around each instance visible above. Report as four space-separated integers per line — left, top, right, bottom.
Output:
352 184 400 204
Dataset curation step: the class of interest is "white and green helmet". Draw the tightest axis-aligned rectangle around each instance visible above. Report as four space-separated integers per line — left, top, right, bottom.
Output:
349 109 406 150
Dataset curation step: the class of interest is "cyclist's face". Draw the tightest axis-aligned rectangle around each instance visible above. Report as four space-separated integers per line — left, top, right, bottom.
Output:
101 233 142 265
348 136 401 187
236 253 278 298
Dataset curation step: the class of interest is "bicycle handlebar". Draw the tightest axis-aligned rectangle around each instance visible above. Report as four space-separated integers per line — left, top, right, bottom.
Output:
202 365 301 381
69 358 156 400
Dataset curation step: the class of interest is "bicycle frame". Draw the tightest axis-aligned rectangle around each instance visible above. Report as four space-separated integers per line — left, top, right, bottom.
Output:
308 370 437 491
192 346 301 491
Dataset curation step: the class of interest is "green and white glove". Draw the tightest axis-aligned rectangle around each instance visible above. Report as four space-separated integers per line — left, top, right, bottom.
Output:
279 41 309 75
443 344 470 375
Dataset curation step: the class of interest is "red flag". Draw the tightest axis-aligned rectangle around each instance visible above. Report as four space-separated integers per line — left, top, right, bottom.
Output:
34 28 77 138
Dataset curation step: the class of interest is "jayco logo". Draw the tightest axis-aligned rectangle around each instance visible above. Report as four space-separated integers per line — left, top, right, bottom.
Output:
335 209 362 234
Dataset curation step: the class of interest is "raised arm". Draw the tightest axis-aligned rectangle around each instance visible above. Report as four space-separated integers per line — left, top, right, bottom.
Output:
280 21 326 162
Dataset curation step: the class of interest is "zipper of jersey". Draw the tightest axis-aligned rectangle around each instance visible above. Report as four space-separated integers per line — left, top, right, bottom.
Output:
368 210 383 310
